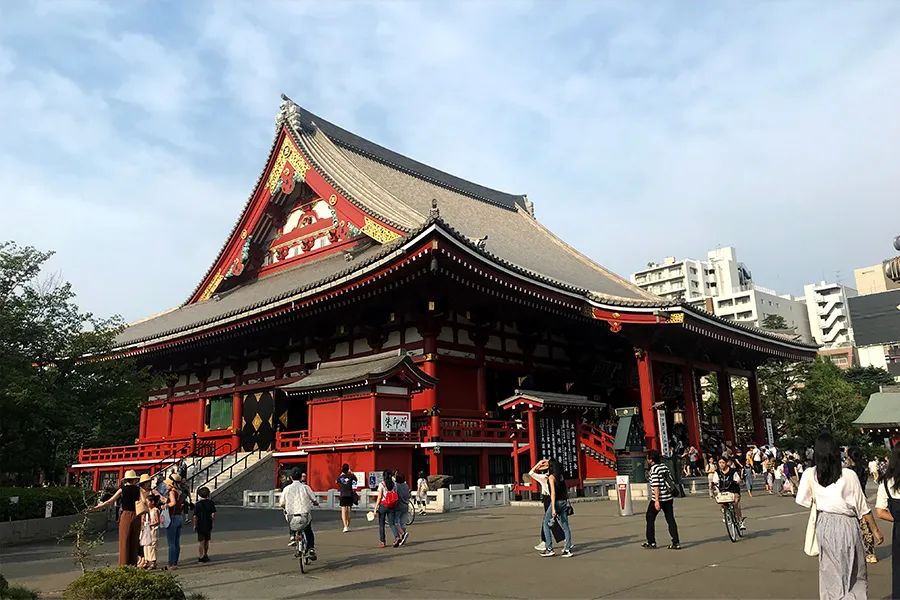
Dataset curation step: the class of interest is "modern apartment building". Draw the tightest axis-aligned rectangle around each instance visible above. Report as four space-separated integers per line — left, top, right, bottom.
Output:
803 282 857 348
631 247 753 305
710 286 813 343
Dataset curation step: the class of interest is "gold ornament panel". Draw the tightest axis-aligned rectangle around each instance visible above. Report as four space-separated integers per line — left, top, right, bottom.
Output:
362 217 401 244
267 135 311 194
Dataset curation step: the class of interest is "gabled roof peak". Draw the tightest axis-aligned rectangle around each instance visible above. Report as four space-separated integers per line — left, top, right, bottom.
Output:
276 94 528 211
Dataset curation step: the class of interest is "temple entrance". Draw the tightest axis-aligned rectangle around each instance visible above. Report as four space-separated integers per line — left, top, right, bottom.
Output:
488 454 514 484
240 390 285 451
445 455 479 488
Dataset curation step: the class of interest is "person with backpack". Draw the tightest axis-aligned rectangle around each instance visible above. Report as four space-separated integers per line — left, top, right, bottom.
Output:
335 464 358 533
374 469 402 548
538 458 573 557
642 450 681 550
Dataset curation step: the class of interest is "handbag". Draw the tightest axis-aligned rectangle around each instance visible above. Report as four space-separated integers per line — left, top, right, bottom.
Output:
159 506 171 529
565 501 574 516
803 476 818 557
550 517 566 543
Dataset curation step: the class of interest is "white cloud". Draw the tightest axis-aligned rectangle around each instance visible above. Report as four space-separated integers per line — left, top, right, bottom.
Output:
0 0 898 321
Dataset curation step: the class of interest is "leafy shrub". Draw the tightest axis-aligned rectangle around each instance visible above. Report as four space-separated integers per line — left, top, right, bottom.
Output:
63 568 188 600
0 487 97 521
2 585 38 599
0 575 38 600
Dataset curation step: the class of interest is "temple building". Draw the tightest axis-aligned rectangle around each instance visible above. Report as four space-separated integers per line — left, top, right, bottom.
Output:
71 96 816 494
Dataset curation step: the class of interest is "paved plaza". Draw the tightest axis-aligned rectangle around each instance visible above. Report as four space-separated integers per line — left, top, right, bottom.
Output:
2 492 893 599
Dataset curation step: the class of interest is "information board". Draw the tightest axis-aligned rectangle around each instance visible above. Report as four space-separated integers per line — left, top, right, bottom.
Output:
535 414 579 479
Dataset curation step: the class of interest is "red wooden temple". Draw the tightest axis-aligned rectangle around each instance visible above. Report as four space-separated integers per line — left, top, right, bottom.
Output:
71 95 816 492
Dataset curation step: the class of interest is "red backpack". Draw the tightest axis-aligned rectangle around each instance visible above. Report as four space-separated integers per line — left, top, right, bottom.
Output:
382 487 399 509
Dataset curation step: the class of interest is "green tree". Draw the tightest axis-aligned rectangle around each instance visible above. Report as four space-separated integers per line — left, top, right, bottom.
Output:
790 357 866 446
842 365 893 399
757 358 809 438
0 242 154 484
761 314 789 330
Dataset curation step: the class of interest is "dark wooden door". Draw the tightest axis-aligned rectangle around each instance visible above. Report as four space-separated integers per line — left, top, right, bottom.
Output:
241 390 279 451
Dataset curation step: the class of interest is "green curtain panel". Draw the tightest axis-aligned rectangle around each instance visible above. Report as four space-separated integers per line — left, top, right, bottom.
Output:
208 396 232 431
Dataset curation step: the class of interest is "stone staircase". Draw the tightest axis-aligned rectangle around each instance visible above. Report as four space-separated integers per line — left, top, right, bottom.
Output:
187 451 272 500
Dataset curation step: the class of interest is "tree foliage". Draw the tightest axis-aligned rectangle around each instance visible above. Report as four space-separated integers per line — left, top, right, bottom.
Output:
761 313 789 330
843 365 894 399
0 241 154 484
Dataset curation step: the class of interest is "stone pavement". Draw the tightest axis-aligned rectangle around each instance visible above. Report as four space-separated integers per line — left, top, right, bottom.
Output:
1 492 893 599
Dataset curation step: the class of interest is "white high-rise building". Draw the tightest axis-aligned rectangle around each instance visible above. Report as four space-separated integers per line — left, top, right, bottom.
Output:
711 286 812 342
632 246 813 342
802 282 857 348
631 246 753 305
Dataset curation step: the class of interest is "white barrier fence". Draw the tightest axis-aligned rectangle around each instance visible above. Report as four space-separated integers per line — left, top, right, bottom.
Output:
243 484 513 513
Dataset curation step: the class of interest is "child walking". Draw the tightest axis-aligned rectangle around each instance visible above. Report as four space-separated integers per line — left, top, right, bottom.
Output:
416 471 429 516
139 495 160 569
193 486 216 563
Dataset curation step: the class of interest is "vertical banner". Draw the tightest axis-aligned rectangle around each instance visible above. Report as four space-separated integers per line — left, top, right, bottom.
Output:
765 418 775 446
657 409 671 457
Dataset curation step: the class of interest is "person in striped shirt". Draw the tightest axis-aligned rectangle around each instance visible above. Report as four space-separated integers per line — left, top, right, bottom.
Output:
642 450 681 550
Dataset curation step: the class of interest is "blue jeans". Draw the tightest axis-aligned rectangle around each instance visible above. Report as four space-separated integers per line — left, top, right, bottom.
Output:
542 500 572 552
378 506 400 543
166 514 183 566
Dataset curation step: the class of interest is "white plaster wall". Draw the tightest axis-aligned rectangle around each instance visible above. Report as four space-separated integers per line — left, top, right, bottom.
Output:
333 341 350 358
438 326 454 342
405 327 422 343
385 330 402 348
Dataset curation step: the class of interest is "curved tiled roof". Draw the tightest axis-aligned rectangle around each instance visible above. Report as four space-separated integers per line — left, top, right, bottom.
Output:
114 96 814 357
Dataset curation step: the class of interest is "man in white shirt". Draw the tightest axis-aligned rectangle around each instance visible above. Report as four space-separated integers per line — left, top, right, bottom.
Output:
279 468 319 558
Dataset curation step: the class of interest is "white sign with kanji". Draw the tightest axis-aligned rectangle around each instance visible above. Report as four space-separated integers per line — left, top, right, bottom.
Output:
381 411 411 433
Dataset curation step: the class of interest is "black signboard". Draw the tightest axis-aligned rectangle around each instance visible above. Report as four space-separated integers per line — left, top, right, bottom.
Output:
535 414 579 480
848 289 900 346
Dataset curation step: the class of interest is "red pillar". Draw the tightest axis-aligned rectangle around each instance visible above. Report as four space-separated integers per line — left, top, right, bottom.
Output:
682 366 701 450
479 450 490 487
198 398 206 434
717 370 736 449
527 409 539 491
748 371 764 445
92 468 100 491
139 406 148 440
231 391 242 451
475 346 487 415
164 402 174 438
636 349 658 451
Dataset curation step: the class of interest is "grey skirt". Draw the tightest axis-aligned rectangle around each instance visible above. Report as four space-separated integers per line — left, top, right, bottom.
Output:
816 511 867 600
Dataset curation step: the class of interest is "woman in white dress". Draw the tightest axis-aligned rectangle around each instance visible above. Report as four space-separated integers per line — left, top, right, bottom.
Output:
796 432 883 600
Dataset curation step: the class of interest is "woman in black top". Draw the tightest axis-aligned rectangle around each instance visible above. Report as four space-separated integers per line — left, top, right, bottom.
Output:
540 459 573 557
95 469 142 566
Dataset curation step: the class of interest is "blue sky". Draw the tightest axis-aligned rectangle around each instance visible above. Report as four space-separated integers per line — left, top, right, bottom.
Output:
1 1 898 322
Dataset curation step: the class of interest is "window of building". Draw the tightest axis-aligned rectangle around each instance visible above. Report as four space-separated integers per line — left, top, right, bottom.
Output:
206 395 232 431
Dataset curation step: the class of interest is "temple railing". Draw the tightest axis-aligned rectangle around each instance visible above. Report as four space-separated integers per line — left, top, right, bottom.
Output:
275 429 421 450
438 418 526 442
76 431 234 465
275 417 526 451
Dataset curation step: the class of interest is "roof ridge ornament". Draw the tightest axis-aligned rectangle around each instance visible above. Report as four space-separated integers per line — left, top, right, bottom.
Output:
523 195 535 217
276 93 307 133
430 198 440 218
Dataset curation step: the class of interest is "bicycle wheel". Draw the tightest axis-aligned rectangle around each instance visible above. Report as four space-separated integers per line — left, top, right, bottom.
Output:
298 537 306 574
406 500 416 526
724 506 739 543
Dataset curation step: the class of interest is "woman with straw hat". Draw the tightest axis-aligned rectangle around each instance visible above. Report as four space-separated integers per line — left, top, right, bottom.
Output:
94 469 142 566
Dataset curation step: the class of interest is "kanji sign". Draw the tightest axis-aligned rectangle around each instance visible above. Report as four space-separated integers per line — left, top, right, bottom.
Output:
380 411 411 433
535 414 579 479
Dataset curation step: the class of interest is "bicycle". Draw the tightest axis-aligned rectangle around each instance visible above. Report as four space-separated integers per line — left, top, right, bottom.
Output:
287 514 315 574
404 499 417 526
715 492 744 543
